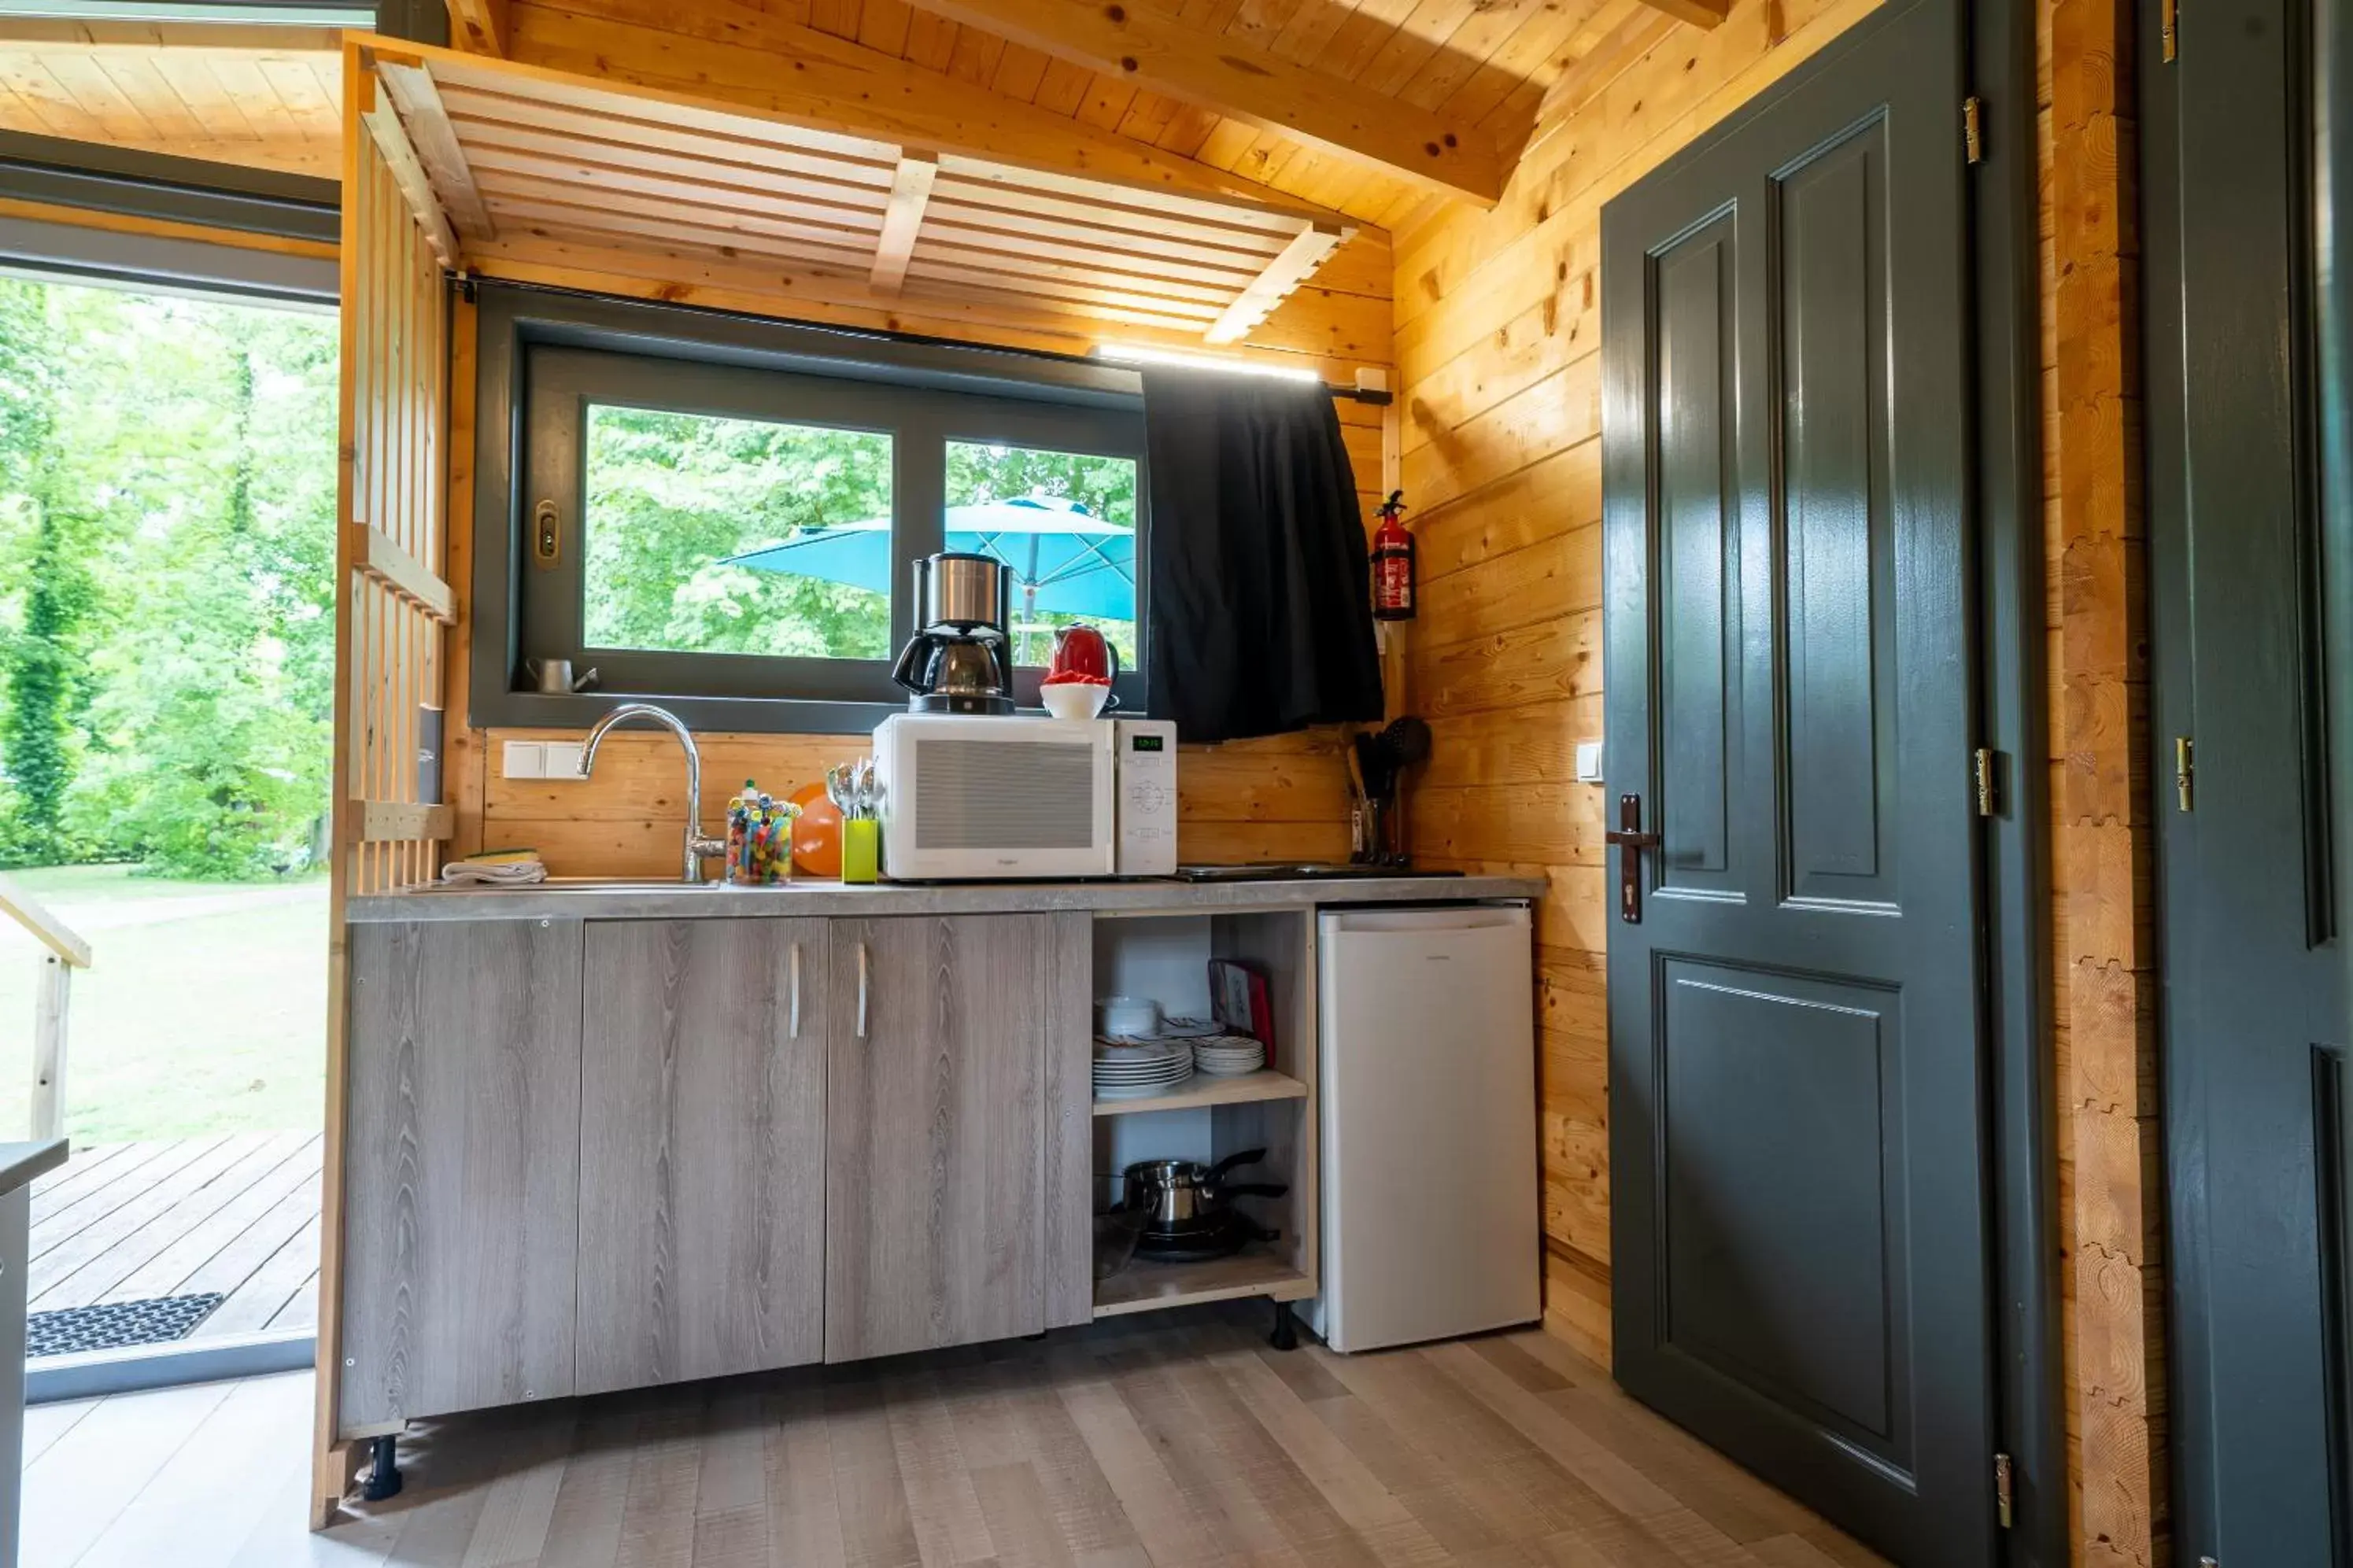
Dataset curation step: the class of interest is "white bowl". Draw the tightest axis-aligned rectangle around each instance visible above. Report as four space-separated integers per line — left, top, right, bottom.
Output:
1095 994 1162 1037
1041 681 1111 721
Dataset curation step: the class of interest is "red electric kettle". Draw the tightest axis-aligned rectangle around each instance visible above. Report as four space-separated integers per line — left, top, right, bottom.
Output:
1045 624 1120 709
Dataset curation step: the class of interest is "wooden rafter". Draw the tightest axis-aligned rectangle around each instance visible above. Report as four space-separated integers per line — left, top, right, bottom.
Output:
899 0 1505 205
444 0 509 55
1205 223 1349 344
377 57 497 243
869 151 937 296
354 62 462 267
1630 0 1730 27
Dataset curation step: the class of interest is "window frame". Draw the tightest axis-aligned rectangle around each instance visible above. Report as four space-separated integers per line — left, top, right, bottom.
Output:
469 284 1150 735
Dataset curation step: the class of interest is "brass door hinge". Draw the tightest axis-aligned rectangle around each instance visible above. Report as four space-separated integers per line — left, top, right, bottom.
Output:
1972 747 1998 817
2176 736 2195 811
2162 0 2179 60
1963 96 1985 164
1994 1452 2014 1529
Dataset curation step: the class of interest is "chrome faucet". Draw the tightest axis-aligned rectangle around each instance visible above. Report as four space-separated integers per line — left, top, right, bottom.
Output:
578 703 726 884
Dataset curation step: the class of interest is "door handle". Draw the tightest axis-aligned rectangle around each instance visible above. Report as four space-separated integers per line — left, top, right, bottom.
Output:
532 498 560 566
855 939 870 1039
788 941 802 1039
1602 792 1662 924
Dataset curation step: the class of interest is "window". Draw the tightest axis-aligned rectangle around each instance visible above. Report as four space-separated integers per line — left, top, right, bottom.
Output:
482 290 1147 733
581 405 894 661
944 440 1140 672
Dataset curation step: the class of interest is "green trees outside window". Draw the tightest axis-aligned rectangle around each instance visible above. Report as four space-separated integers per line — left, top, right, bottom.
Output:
0 278 338 880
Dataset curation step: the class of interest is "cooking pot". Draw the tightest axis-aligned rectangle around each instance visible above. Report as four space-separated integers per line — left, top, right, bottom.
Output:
1121 1149 1287 1229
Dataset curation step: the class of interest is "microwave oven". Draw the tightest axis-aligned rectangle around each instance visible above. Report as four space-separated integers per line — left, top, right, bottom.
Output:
871 713 1178 880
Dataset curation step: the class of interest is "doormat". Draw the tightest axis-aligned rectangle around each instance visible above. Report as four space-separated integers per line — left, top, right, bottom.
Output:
28 1293 223 1358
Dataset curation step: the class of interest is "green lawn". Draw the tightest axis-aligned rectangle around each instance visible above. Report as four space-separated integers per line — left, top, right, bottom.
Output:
0 865 327 1143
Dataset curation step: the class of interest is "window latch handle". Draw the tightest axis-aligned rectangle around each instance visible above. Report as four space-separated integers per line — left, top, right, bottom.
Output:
534 498 560 566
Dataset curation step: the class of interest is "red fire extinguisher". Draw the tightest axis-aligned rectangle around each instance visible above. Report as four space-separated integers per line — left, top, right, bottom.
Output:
1371 489 1416 622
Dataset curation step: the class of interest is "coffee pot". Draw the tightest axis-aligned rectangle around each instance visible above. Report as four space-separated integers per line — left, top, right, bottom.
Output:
891 552 1015 714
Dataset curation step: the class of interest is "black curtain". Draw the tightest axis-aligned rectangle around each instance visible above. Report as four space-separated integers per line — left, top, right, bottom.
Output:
1140 368 1383 743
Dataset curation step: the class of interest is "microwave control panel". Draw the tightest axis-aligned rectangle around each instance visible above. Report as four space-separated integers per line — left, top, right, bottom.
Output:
1114 718 1179 876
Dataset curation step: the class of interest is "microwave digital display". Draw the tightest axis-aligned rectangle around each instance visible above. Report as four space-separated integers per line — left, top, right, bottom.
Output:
1129 735 1165 753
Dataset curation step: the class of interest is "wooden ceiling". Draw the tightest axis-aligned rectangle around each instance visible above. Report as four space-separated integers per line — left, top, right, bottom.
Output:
0 0 1711 227
0 22 342 179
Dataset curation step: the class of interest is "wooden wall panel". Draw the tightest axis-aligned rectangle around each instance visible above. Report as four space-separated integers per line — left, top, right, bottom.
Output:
2045 0 2165 1555
1389 0 1885 1358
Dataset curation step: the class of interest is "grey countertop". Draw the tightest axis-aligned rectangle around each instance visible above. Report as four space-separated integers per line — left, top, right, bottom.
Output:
347 873 1545 924
0 1139 67 1198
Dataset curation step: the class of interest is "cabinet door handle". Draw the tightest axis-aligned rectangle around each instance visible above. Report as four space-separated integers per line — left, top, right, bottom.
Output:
856 940 870 1039
788 941 802 1039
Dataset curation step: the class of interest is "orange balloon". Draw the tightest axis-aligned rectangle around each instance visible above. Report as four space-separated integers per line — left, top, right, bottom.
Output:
790 782 844 879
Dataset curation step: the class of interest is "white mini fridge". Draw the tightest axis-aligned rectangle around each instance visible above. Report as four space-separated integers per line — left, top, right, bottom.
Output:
1306 904 1542 1352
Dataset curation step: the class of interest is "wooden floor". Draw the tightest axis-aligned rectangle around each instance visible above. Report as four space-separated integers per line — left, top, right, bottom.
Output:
23 1306 1888 1567
29 1132 324 1344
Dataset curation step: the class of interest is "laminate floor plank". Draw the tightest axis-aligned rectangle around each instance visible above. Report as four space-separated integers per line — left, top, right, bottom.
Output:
29 1310 1893 1568
20 1376 238 1564
21 1391 100 1467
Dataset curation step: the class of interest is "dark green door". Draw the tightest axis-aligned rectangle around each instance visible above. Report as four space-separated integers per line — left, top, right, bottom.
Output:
2147 0 2350 1553
1600 0 1996 1561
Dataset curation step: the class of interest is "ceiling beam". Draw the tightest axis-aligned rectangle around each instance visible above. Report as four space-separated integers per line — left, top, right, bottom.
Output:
868 151 937 296
444 0 510 53
497 1 1356 225
1630 0 1729 28
896 0 1502 205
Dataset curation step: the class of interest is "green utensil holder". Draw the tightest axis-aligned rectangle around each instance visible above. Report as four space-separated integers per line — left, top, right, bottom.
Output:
843 818 880 884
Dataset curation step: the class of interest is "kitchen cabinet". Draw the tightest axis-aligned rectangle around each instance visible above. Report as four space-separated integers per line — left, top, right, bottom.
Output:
574 919 829 1394
822 913 1091 1361
341 918 584 1431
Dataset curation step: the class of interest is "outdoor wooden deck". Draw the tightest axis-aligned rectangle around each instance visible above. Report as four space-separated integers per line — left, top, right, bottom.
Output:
28 1131 323 1347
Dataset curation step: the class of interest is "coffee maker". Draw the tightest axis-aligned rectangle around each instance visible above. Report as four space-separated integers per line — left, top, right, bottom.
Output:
890 552 1015 714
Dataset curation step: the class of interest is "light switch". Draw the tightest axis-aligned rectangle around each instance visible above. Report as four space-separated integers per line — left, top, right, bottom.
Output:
1575 741 1605 784
501 741 545 780
541 741 585 780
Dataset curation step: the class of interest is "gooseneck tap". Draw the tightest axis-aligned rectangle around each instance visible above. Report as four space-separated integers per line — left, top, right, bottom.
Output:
578 703 726 884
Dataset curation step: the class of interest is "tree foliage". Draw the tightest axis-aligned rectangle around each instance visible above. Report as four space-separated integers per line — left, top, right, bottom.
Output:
0 279 337 878
581 408 1140 669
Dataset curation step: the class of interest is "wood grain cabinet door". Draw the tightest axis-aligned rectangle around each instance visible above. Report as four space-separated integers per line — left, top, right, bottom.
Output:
341 918 585 1433
575 919 829 1395
823 913 1088 1362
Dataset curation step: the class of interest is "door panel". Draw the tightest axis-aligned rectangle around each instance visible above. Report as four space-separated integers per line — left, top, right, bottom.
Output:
575 919 828 1395
824 913 1070 1362
1601 0 1992 1559
2148 0 2350 1550
341 919 583 1431
1657 216 1741 896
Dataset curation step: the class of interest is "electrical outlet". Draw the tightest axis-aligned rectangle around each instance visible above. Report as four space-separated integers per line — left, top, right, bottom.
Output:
1575 741 1605 784
541 741 585 780
501 741 545 780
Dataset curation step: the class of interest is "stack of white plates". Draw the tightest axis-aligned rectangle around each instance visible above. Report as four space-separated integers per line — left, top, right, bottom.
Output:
1193 1034 1268 1077
1093 1037 1195 1100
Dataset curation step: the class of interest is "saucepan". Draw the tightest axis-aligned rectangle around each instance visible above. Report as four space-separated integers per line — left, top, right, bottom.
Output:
1120 1149 1287 1229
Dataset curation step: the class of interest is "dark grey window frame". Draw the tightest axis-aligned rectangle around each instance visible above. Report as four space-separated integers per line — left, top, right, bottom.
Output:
470 283 1151 735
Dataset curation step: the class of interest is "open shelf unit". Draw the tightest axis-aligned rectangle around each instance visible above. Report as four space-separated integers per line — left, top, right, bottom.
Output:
1088 909 1318 1321
1092 1245 1314 1318
1092 1068 1306 1117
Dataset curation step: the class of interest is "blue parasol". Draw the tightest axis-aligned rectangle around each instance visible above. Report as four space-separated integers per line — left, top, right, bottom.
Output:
722 496 1136 622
